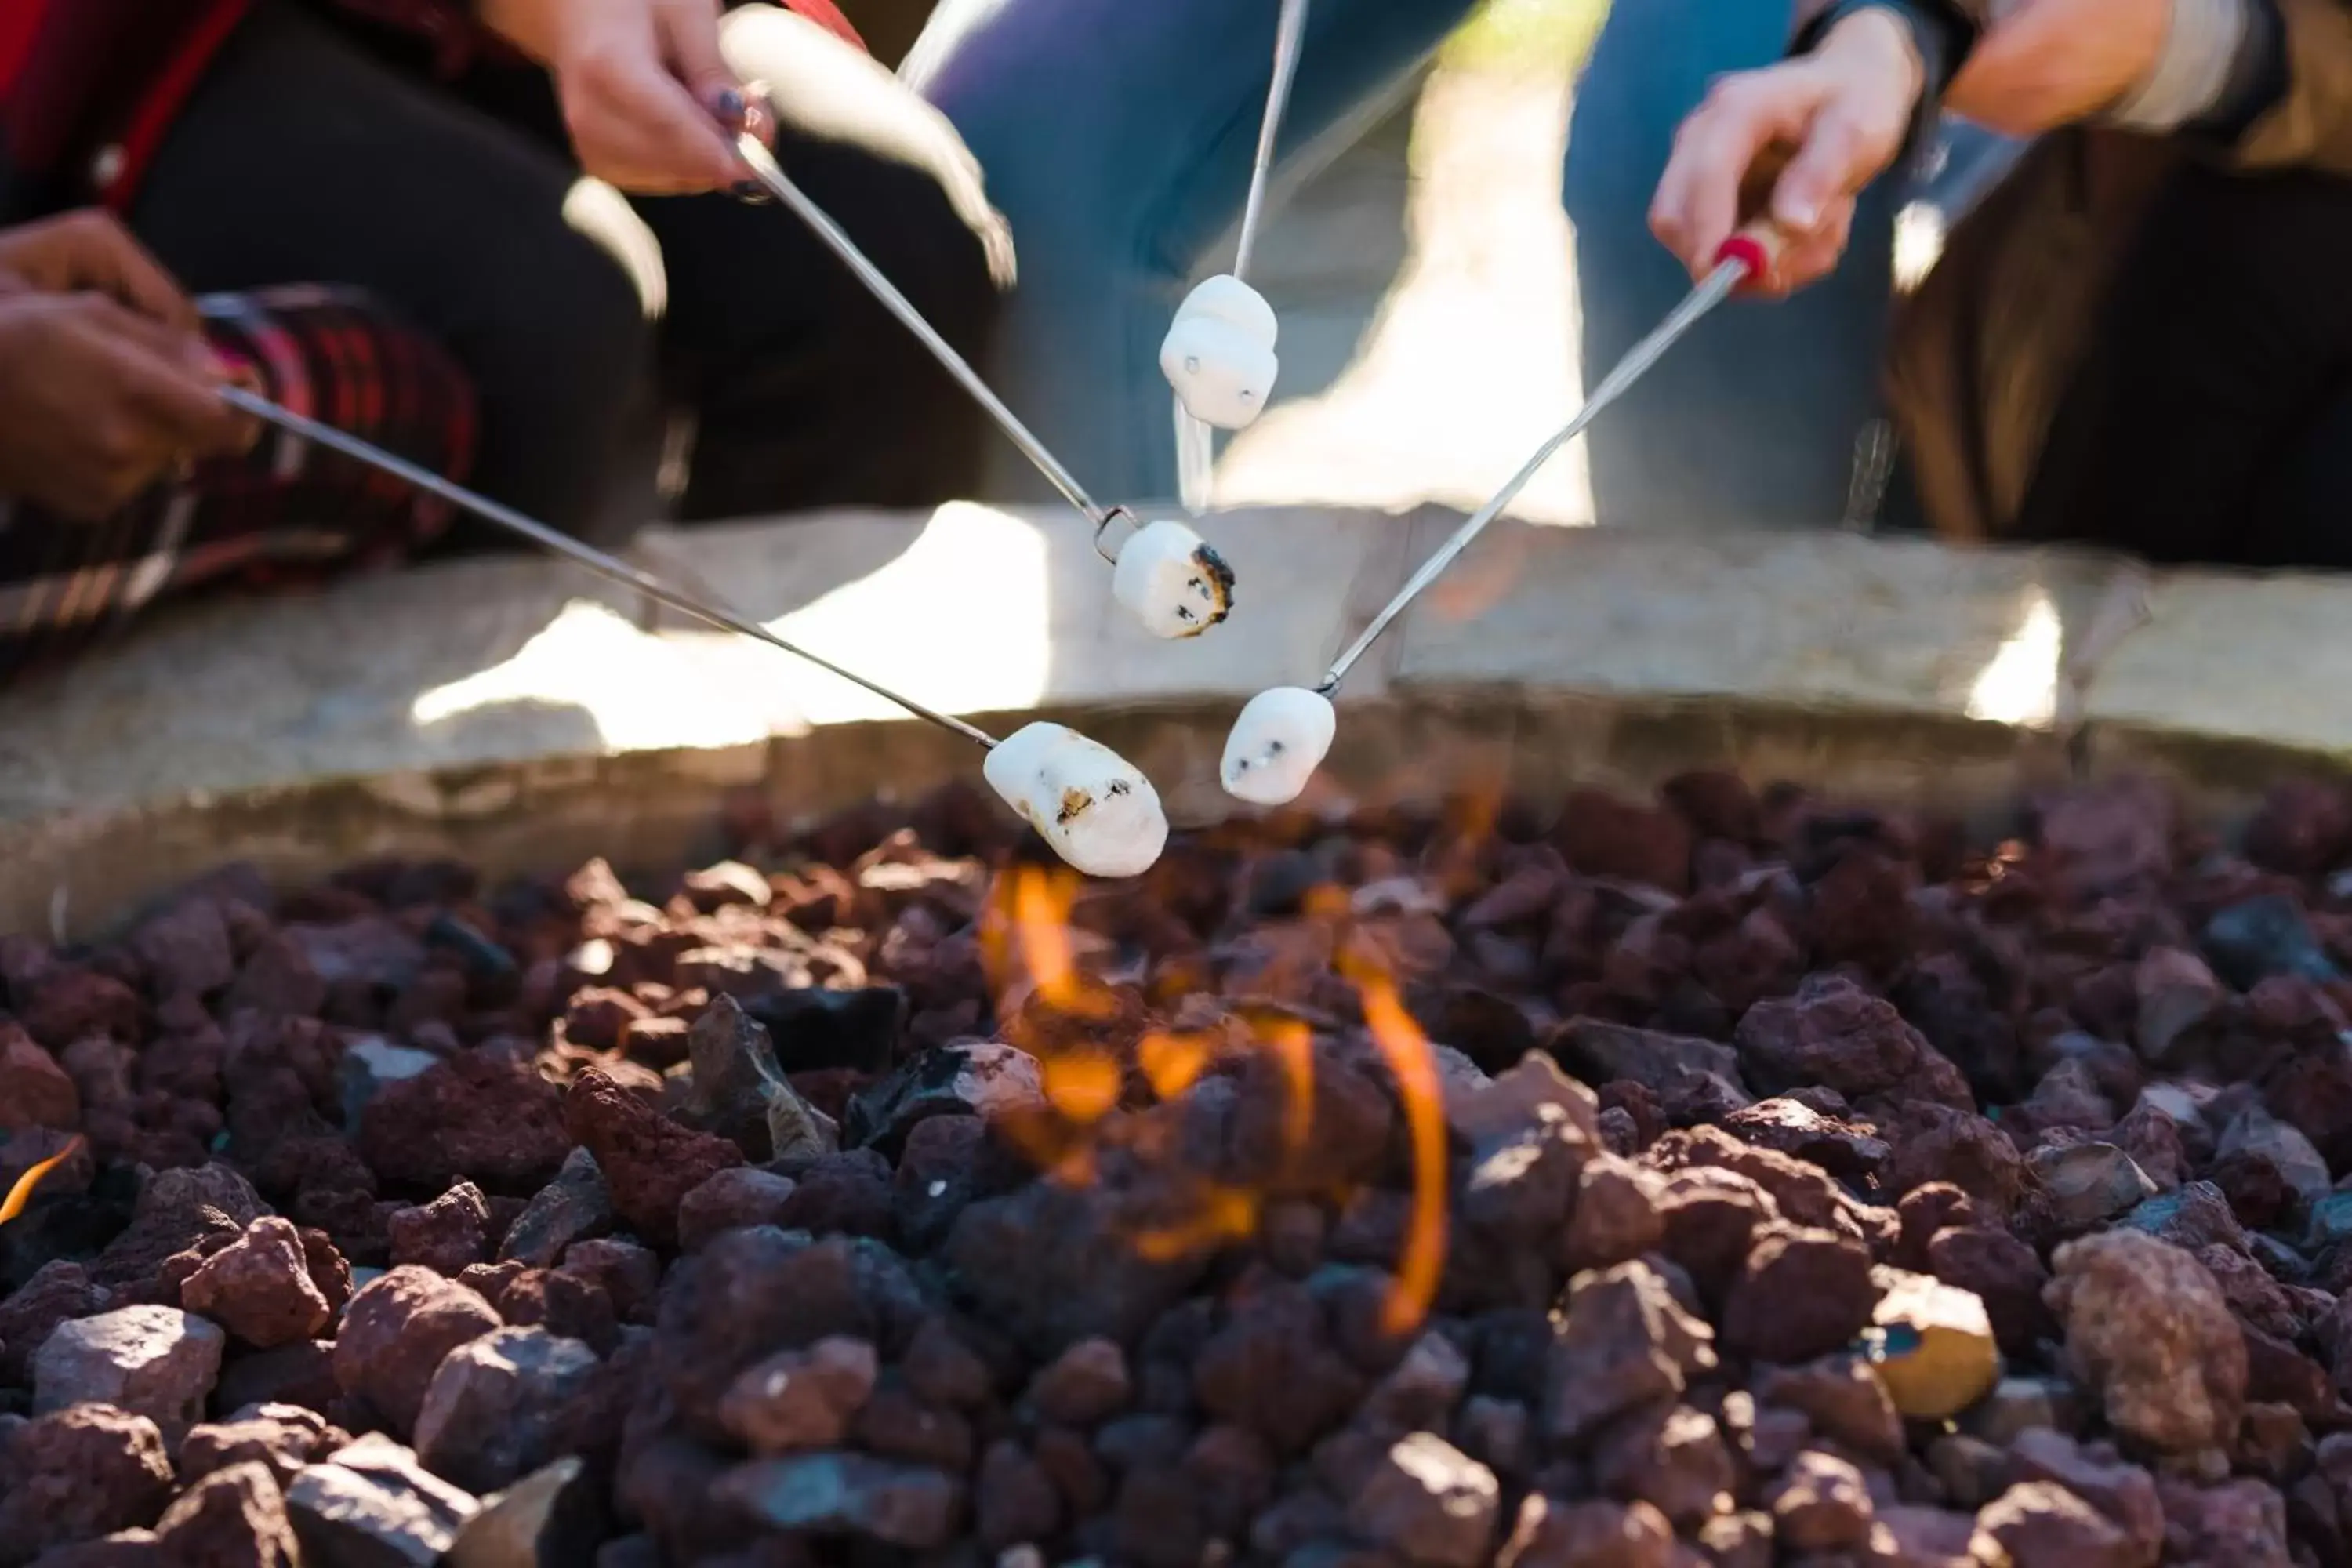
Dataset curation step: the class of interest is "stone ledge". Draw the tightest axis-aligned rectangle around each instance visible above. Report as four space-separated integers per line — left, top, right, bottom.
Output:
2 502 2347 935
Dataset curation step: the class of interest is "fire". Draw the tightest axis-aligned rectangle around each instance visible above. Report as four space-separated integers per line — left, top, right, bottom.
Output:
0 1135 83 1225
1136 1029 1211 1099
1043 1046 1123 1124
1134 1183 1261 1261
1261 1014 1316 1168
1340 953 1449 1335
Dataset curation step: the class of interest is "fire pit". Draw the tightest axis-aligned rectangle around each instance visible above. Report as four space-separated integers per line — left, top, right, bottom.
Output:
2 764 2350 1567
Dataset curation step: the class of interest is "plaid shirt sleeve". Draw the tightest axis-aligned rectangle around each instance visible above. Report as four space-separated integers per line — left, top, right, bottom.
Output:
0 282 474 685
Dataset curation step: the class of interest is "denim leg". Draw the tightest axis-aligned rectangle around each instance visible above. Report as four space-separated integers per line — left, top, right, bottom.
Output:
1563 0 1903 531
909 0 1477 504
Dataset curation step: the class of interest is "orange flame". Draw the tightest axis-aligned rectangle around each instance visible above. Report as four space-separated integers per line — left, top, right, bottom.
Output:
0 1135 83 1225
1043 1047 1123 1124
1133 1183 1261 1261
1341 955 1447 1335
1263 1015 1316 1168
1137 1030 1211 1100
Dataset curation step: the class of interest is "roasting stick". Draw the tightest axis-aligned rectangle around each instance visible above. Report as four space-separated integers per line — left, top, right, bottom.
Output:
1217 227 1784 808
736 133 1236 640
1173 0 1311 510
217 387 1174 877
220 387 999 749
733 137 1107 551
1317 233 1771 694
1232 0 1312 285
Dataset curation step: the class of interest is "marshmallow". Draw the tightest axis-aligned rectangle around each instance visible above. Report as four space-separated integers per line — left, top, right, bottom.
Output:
1112 518 1235 640
1161 275 1279 430
1219 686 1335 805
983 722 1170 878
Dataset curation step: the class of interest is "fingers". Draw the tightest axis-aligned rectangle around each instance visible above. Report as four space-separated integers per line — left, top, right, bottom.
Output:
82 300 253 459
564 43 742 192
1651 69 1821 283
0 210 199 329
64 212 198 331
1751 194 1855 297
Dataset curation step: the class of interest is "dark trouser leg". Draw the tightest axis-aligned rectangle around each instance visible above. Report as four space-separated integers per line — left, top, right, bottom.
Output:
2015 161 2352 569
128 1 659 548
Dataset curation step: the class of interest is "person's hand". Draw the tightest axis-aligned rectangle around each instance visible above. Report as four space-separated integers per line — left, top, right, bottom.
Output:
0 209 199 329
0 291 252 520
1944 0 2170 136
478 0 769 194
1650 8 1925 296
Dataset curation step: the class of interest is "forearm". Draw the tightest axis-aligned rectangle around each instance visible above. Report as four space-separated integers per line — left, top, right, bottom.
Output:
2109 0 2288 137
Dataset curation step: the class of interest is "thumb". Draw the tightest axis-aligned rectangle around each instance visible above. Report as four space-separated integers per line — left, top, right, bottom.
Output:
661 0 750 132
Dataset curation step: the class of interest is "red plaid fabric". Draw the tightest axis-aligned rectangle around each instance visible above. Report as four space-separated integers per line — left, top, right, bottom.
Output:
0 282 475 681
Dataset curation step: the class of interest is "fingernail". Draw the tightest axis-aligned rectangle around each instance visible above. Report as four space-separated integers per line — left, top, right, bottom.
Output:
714 87 746 126
1781 198 1821 230
731 179 772 203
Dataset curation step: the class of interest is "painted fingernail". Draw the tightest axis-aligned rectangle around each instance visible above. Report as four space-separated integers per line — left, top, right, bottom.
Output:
731 179 771 203
714 87 746 125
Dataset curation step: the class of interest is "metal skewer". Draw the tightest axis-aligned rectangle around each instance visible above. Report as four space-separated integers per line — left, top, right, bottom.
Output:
1176 0 1311 511
219 385 1000 749
1315 247 1753 695
732 135 1140 564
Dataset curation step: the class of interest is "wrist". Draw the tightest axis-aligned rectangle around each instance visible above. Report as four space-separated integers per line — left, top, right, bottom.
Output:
1820 8 1929 103
474 0 562 62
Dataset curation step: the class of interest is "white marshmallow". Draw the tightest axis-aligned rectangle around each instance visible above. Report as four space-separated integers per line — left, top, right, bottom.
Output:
982 721 1170 878
1161 275 1279 430
1112 518 1235 640
1219 687 1335 805
1174 274 1278 339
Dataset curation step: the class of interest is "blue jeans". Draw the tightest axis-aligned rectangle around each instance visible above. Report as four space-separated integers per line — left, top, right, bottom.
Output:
913 0 2019 521
906 0 1478 505
1565 0 2020 530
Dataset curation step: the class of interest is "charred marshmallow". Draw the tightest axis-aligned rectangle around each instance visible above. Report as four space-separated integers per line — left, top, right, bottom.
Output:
1220 686 1334 806
1161 274 1279 430
983 721 1170 878
1113 518 1236 639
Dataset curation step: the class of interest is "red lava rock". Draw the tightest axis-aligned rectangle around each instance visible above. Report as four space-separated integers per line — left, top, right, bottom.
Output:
718 1335 877 1455
2244 779 2352 874
1767 1448 1875 1552
151 1459 299 1567
2045 1232 2247 1457
1719 1225 1878 1365
331 1265 500 1437
562 1067 741 1249
1555 789 1693 894
179 1405 343 1489
357 1051 570 1192
0 1406 175 1567
386 1181 491 1276
1734 975 1973 1110
1497 1494 1675 1568
179 1218 332 1349
0 1261 112 1385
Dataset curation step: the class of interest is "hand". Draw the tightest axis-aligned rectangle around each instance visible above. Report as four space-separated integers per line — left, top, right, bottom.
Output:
0 292 253 520
1650 9 1924 296
0 209 198 330
1944 0 2170 136
478 0 767 194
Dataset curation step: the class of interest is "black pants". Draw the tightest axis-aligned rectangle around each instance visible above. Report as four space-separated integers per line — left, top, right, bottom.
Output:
129 0 998 549
2013 158 2352 571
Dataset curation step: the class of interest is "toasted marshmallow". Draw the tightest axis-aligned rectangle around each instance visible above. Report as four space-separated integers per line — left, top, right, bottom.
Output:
1161 275 1279 430
983 721 1169 878
1220 686 1334 805
1112 518 1235 640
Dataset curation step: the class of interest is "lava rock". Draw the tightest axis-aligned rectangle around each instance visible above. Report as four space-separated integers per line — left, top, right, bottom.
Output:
1347 1431 1499 1568
717 1336 877 1456
358 1054 571 1193
34 1308 223 1449
151 1460 300 1568
561 1068 741 1249
180 1218 332 1350
332 1267 501 1437
2046 1231 2247 1456
414 1327 601 1494
710 1451 966 1548
0 1406 174 1567
844 1040 1047 1159
285 1433 480 1567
